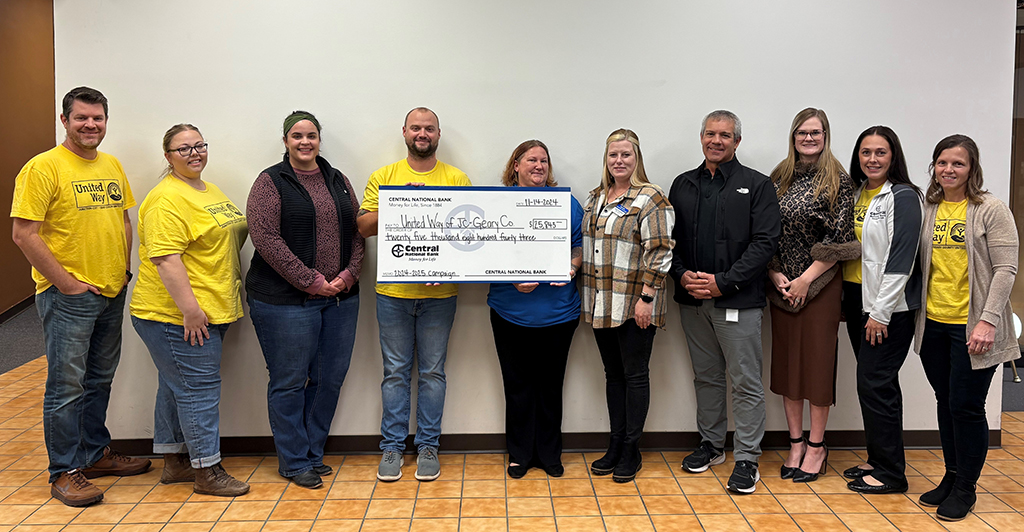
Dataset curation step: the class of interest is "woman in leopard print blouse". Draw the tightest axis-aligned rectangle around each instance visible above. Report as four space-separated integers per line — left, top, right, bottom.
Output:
766 108 858 483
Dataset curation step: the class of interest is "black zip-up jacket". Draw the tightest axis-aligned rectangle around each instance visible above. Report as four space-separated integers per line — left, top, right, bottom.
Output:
246 154 358 305
668 157 781 309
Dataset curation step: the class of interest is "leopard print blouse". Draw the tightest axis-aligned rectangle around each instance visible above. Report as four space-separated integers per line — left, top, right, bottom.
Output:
771 169 855 281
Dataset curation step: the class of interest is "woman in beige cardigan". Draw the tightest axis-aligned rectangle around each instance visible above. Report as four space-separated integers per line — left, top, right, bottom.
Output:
914 134 1019 522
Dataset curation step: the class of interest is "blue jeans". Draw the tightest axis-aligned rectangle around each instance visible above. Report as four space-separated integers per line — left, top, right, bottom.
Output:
132 317 229 468
248 295 358 477
376 294 457 452
36 286 126 482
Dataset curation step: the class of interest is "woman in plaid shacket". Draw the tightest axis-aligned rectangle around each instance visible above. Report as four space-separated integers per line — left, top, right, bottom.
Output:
582 129 675 483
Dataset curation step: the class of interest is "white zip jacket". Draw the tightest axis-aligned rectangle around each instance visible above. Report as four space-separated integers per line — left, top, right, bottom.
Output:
858 180 923 325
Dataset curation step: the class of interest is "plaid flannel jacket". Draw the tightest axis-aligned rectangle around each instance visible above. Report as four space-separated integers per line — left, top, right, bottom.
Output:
581 183 675 329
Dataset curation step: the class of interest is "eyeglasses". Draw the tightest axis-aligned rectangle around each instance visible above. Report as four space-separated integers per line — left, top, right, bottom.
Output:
795 130 824 139
168 143 209 157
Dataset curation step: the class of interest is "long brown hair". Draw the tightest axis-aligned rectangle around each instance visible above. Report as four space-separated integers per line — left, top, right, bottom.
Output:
769 108 847 206
596 128 649 195
500 140 557 187
926 134 986 205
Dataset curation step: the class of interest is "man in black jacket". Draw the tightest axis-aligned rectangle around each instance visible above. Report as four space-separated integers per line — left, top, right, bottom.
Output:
668 110 781 495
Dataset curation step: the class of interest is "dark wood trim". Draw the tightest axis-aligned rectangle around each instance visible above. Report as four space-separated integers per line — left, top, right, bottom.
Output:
111 429 1001 457
0 296 33 325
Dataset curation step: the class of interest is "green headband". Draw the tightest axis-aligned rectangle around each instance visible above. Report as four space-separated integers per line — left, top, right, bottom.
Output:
283 112 321 135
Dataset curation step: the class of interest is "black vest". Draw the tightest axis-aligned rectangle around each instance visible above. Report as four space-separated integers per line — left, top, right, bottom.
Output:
246 155 359 305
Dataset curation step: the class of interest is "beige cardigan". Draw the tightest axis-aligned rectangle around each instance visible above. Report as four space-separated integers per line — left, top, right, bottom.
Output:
913 193 1020 369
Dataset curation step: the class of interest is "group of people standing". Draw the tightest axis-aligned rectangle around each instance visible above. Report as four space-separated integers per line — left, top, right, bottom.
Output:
10 87 1018 525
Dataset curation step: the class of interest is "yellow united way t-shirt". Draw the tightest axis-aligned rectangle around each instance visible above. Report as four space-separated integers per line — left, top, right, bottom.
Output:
361 159 471 299
10 145 136 297
926 199 969 324
842 184 882 284
130 175 249 325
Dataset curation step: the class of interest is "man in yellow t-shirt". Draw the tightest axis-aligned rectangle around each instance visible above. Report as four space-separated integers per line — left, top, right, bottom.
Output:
357 108 471 482
10 87 150 507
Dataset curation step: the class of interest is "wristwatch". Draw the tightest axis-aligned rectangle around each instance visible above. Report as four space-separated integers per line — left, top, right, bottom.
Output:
640 292 654 303
125 269 134 282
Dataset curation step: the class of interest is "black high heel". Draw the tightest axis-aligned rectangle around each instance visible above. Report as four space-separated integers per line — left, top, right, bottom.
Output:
780 436 805 480
792 440 828 483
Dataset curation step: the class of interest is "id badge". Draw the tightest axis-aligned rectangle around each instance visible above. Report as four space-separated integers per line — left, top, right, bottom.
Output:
726 309 739 322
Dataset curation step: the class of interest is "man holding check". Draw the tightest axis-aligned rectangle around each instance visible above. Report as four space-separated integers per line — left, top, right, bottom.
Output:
357 107 471 482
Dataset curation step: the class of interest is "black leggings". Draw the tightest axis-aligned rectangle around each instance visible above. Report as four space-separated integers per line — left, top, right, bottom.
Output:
593 319 656 446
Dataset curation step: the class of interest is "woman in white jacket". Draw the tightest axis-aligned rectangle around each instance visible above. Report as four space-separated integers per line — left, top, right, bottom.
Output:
841 126 923 494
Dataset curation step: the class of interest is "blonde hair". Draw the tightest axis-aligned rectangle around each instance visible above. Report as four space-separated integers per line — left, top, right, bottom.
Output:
769 108 846 206
160 123 202 178
500 140 557 187
596 128 649 195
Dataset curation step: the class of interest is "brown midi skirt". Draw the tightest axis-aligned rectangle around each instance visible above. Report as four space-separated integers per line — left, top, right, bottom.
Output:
769 273 843 406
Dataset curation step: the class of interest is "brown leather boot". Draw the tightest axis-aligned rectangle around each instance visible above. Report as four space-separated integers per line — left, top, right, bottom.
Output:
160 453 195 484
82 447 152 478
50 469 104 507
194 463 250 497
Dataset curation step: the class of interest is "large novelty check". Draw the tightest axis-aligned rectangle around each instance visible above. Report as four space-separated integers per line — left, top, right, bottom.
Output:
377 186 572 283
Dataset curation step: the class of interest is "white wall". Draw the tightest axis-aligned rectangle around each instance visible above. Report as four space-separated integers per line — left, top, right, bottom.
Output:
53 0 1016 441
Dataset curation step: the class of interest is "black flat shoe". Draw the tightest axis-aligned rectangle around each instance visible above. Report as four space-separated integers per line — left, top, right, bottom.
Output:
287 470 323 489
507 464 529 479
543 464 564 477
780 436 805 480
312 464 333 476
843 465 873 480
793 440 828 483
846 477 907 494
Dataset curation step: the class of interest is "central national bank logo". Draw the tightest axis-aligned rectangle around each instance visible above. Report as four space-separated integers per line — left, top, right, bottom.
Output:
72 180 124 210
391 244 439 258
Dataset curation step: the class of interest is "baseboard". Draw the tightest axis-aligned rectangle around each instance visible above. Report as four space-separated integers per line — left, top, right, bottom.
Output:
0 296 33 325
111 429 1002 457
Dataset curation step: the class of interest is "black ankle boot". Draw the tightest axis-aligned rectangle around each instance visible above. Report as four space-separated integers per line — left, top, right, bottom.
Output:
612 442 642 483
936 482 976 522
919 470 956 507
591 436 624 476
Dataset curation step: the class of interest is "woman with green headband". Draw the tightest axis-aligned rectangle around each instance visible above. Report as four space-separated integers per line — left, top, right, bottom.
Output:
245 110 364 489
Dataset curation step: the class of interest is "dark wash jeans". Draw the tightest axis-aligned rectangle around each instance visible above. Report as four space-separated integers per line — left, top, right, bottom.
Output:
248 294 358 477
36 286 126 482
919 319 997 486
593 319 656 447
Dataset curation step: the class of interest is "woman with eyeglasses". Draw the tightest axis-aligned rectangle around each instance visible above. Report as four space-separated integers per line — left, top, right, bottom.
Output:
246 110 364 489
130 124 250 496
766 108 858 483
912 135 1018 521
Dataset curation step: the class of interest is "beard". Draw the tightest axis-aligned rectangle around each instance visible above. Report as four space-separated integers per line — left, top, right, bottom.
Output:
406 137 438 159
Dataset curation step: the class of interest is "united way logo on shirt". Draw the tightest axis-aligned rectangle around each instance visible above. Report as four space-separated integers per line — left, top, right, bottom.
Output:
933 218 967 249
72 180 124 210
205 201 246 228
853 204 868 225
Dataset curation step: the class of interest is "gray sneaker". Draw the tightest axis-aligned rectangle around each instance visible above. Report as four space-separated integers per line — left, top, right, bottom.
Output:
377 450 404 482
415 446 440 481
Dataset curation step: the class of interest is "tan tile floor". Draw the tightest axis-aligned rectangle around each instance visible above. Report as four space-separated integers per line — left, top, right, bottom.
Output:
2 356 1024 531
